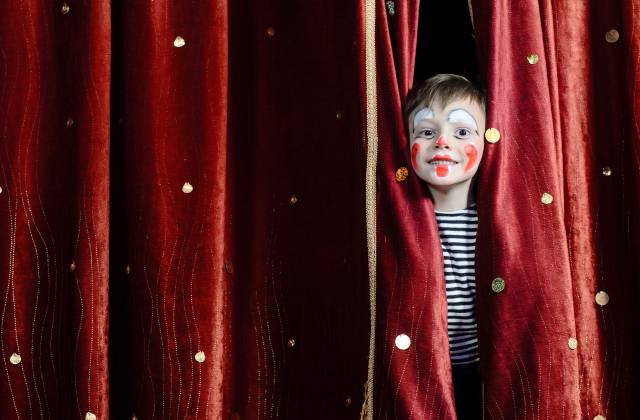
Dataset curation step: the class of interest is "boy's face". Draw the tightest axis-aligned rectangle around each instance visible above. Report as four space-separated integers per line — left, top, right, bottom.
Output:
408 98 486 190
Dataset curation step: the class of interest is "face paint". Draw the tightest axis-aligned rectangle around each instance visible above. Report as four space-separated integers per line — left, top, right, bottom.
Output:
435 135 448 147
447 109 478 132
411 143 420 170
436 165 449 177
412 107 434 131
463 144 478 172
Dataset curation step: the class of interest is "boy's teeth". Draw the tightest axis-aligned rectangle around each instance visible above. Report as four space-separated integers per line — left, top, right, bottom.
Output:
430 160 456 165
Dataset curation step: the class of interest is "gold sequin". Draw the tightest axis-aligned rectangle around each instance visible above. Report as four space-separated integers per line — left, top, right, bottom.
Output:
385 1 396 15
70 261 77 272
125 264 131 275
289 194 298 205
61 2 70 15
345 396 352 407
394 334 411 350
224 260 234 274
593 415 606 420
602 166 612 176
527 54 539 64
484 128 501 143
568 337 578 350
595 291 610 306
182 182 194 194
9 353 21 365
66 117 74 128
491 277 505 293
335 112 343 120
85 413 97 420
541 192 553 204
605 29 619 43
395 167 409 182
287 338 296 348
173 36 186 48
194 351 206 363
266 27 275 37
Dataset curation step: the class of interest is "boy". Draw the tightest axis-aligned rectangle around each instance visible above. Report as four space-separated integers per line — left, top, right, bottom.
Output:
405 74 486 418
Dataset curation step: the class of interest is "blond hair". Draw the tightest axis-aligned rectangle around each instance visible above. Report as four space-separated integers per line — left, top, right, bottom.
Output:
405 74 486 125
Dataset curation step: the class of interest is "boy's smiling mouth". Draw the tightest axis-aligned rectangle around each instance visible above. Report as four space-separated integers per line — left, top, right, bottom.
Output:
428 154 459 165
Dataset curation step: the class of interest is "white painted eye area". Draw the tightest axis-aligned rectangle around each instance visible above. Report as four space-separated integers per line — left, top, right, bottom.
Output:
417 128 436 139
413 107 435 129
448 109 478 131
454 128 472 139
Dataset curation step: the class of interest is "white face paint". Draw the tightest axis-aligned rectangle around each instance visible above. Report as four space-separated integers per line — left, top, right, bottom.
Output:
412 107 434 131
447 109 478 133
408 99 486 195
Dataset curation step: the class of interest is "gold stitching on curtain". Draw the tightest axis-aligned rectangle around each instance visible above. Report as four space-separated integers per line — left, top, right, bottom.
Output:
364 0 378 417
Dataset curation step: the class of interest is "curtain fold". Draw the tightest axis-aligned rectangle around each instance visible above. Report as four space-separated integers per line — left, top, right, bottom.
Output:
114 1 230 418
473 0 640 417
372 0 460 417
0 1 111 419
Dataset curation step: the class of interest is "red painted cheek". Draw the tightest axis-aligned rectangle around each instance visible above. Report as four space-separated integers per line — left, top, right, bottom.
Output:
411 143 420 170
463 144 478 172
436 165 449 177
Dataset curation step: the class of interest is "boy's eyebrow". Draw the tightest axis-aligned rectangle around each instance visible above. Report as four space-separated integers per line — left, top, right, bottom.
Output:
447 108 478 131
412 107 434 129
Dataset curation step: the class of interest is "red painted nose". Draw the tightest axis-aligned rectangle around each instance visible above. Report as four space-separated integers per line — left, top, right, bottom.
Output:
435 135 449 147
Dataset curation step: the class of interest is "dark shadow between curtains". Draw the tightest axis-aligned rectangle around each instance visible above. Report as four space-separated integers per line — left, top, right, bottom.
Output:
109 0 130 418
413 0 479 85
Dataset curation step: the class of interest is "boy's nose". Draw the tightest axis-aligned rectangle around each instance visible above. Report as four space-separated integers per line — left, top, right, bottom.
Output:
435 135 450 148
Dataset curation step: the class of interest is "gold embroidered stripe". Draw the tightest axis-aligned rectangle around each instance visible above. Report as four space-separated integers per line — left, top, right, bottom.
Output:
364 0 378 417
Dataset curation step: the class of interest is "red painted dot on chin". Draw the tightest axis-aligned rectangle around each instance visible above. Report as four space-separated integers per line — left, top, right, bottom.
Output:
436 165 448 177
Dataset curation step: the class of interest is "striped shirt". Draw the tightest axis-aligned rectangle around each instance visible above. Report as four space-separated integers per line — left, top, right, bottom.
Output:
435 203 479 366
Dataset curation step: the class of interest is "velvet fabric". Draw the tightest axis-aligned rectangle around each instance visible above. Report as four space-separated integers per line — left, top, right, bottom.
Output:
1 0 639 419
114 0 371 418
2 0 371 419
0 0 111 418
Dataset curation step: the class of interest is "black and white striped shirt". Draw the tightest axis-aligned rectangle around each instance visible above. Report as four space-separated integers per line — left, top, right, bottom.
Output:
435 203 479 366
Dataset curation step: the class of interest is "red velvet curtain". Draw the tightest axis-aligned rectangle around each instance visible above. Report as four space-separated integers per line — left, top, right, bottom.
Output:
1 1 639 420
0 1 111 419
1 1 370 419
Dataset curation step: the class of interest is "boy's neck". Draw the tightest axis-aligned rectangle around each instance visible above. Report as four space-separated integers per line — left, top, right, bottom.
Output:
428 179 476 212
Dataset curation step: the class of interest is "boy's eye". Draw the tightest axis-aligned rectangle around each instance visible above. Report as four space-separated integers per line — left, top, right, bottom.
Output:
417 129 436 139
455 128 472 138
